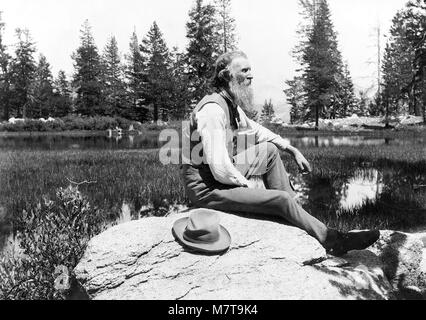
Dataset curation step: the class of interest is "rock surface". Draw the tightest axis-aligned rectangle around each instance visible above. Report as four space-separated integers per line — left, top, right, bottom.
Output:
368 231 424 290
74 210 425 300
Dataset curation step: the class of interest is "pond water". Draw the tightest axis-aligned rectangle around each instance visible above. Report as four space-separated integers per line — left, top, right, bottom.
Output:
0 133 163 150
1 133 424 150
0 132 425 257
290 168 385 211
288 136 426 148
339 169 384 210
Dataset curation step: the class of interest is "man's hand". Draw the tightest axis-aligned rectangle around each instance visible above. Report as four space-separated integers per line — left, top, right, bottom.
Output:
285 145 312 174
294 150 312 173
240 178 258 189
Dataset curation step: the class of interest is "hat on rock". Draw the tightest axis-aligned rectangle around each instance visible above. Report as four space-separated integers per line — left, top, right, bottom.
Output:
172 209 231 254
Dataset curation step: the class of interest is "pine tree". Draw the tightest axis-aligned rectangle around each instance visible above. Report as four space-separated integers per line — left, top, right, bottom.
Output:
404 0 426 122
0 12 12 120
214 0 238 53
368 94 384 117
125 30 148 121
186 0 220 103
102 36 126 117
169 47 191 120
356 89 371 117
261 99 275 123
72 20 103 116
290 0 355 128
31 54 53 118
141 21 173 122
334 62 357 118
55 70 71 97
304 0 342 122
9 28 37 118
284 76 306 123
244 108 259 121
381 10 418 117
51 70 72 117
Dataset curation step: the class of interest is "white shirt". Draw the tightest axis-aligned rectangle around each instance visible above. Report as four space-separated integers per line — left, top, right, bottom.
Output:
196 102 290 187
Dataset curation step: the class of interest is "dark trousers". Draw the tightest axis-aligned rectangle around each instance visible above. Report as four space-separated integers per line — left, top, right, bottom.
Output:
181 142 329 244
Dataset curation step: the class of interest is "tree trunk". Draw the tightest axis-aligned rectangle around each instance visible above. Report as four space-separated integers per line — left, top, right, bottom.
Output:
2 101 9 120
153 104 158 123
409 84 415 115
1 89 9 120
414 82 422 116
22 102 27 119
315 104 319 131
385 98 390 128
17 101 22 118
422 79 426 124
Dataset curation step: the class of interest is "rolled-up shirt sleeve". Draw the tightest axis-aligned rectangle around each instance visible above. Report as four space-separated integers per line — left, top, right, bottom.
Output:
239 107 290 151
196 103 250 187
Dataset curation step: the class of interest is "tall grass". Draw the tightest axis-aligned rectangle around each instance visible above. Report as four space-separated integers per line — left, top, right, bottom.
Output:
0 142 424 233
0 149 187 226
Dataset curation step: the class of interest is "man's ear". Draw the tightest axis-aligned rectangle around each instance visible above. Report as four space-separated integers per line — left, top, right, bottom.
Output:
219 69 231 81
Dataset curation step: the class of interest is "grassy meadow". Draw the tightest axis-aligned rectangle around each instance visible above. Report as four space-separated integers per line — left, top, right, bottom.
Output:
0 132 424 234
0 127 425 299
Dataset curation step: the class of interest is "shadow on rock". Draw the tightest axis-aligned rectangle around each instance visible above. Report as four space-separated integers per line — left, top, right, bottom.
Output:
311 250 393 300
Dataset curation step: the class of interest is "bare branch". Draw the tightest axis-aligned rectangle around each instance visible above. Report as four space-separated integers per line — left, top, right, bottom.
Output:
65 177 97 186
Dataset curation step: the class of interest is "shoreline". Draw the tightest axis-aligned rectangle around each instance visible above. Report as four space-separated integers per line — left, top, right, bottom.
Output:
1 127 425 139
0 130 107 137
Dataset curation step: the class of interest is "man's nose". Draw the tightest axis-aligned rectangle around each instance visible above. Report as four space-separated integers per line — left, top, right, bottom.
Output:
247 73 253 80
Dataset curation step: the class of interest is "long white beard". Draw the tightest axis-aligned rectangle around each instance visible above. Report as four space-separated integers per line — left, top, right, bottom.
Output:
229 79 254 111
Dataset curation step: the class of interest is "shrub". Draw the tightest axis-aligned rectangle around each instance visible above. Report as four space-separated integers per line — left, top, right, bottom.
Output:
0 186 106 300
62 115 86 131
146 123 164 131
115 117 133 130
131 122 143 131
0 116 147 132
2 121 26 132
93 116 117 131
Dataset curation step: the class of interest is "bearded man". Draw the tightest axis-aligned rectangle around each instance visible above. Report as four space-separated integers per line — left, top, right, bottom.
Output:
181 51 380 256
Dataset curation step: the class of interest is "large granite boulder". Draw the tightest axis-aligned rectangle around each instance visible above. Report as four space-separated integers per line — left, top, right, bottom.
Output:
73 210 425 300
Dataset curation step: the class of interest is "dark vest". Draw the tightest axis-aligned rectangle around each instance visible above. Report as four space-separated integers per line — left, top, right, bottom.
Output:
182 92 241 167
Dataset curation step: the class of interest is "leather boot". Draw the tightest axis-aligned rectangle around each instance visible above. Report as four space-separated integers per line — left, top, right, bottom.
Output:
323 229 380 257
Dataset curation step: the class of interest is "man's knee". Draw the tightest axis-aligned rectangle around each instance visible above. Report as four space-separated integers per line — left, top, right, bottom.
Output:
193 188 228 209
271 191 294 210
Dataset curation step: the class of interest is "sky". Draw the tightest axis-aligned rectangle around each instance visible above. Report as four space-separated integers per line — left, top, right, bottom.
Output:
1 0 409 120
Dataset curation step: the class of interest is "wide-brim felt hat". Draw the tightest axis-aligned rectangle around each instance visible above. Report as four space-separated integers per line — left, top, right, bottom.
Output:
172 209 231 254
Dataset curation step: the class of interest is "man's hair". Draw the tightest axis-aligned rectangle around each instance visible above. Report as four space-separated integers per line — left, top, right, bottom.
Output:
211 51 248 90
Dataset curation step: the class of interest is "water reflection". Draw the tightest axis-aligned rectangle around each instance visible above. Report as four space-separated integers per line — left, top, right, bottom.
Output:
339 169 384 210
0 133 164 150
293 168 384 210
0 134 424 151
288 136 425 148
291 164 426 231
